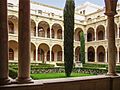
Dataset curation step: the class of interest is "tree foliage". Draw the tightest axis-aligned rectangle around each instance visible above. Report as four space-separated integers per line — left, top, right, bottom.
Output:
64 0 75 77
80 32 85 64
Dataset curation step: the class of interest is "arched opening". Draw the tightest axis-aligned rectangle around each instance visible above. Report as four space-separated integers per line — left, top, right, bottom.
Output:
38 27 45 37
8 15 18 34
74 28 83 41
96 25 105 40
88 46 95 62
52 23 62 39
57 51 62 61
87 33 92 41
57 29 62 39
98 31 104 40
9 40 18 61
87 28 95 42
38 21 50 38
75 46 80 62
97 46 105 62
52 44 62 62
38 43 50 63
38 48 44 61
9 48 14 60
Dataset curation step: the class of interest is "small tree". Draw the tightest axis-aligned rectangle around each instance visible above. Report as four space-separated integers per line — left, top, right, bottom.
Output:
80 32 85 64
64 0 75 77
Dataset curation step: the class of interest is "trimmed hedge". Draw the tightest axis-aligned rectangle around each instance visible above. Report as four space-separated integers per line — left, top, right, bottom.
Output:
83 63 108 69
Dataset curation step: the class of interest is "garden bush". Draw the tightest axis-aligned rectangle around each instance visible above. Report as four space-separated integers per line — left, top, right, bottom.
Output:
9 68 17 79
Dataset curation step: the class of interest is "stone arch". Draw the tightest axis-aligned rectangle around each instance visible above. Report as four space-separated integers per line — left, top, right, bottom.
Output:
8 15 18 34
97 46 105 62
38 21 50 37
87 46 95 62
51 23 62 39
38 43 50 63
87 27 95 42
8 40 18 61
52 44 62 62
75 28 83 41
75 46 80 62
96 25 105 40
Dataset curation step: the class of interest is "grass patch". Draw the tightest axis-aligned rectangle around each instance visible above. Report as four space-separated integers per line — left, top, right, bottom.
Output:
31 73 94 80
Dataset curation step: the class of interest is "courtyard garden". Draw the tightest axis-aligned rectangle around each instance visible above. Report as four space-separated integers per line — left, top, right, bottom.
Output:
9 62 120 80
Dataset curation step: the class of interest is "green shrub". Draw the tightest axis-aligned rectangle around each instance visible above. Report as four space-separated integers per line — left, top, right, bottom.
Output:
83 63 107 69
9 68 17 79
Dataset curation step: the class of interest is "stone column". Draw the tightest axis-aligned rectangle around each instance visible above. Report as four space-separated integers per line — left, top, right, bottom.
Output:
107 15 117 75
36 22 38 37
0 0 10 85
36 46 38 62
50 47 52 62
105 25 107 40
16 0 33 83
62 50 64 62
95 48 97 63
104 0 118 76
105 48 108 63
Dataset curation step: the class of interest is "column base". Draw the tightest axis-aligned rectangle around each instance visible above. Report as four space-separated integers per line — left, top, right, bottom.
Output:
0 78 11 85
15 77 33 84
106 72 118 76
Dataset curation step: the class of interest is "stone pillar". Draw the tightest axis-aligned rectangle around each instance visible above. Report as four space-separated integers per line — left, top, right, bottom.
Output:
36 22 38 37
62 50 64 62
107 15 117 76
105 26 107 40
95 48 97 63
0 0 11 85
105 48 108 63
16 0 33 83
50 47 52 62
117 23 119 38
44 52 47 63
36 46 38 62
104 0 118 76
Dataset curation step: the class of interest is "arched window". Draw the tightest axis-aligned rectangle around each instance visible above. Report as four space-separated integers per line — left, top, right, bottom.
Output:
9 48 14 60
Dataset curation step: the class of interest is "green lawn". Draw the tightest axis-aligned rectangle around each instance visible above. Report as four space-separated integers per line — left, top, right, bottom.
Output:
31 73 94 80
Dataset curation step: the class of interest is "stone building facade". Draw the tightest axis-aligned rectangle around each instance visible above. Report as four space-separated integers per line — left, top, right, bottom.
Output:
8 0 120 65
